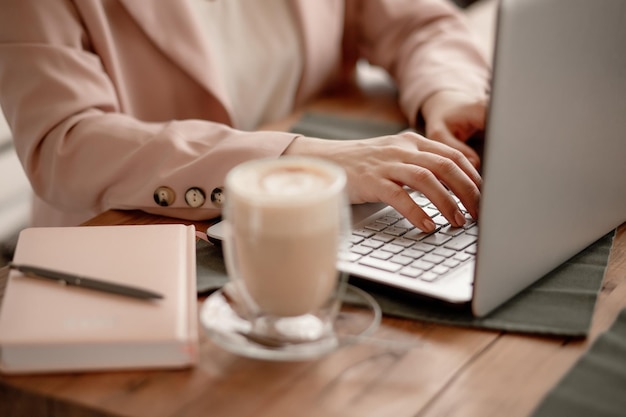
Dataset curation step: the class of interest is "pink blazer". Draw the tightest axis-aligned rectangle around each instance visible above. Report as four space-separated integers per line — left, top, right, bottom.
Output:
0 0 490 226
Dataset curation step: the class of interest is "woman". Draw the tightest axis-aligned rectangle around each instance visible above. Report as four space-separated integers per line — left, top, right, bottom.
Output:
0 0 490 232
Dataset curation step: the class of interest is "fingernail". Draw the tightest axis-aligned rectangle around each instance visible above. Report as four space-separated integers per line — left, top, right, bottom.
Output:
454 210 467 227
422 218 436 233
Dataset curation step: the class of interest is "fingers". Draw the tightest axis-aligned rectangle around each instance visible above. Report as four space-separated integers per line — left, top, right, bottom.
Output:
385 160 477 230
376 181 439 233
414 135 481 188
429 128 481 169
415 156 480 222
378 133 481 230
423 96 486 169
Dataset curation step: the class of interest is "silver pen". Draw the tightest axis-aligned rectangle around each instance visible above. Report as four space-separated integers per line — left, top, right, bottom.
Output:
9 262 164 300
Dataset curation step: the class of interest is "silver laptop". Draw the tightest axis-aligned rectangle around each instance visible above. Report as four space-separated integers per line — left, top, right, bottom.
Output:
208 0 626 317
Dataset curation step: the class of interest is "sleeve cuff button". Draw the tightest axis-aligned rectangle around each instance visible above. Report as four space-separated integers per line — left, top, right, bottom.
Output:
185 187 206 208
153 186 176 207
210 187 225 208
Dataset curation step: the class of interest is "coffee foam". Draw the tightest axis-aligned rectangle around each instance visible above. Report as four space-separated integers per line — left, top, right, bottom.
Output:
259 166 333 197
227 157 344 204
226 157 347 235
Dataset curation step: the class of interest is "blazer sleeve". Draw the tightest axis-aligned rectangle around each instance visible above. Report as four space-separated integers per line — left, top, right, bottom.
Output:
0 1 298 223
346 0 491 126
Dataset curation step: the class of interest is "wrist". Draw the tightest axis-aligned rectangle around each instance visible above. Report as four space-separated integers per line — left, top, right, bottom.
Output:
420 90 449 127
283 136 325 157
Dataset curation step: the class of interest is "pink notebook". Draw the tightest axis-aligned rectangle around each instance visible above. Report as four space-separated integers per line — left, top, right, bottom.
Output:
0 224 198 374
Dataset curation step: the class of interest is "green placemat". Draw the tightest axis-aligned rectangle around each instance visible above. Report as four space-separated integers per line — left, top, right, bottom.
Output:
196 231 613 337
289 111 408 140
196 239 229 293
530 307 626 417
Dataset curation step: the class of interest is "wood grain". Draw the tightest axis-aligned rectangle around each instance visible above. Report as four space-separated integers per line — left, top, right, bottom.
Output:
2 208 624 417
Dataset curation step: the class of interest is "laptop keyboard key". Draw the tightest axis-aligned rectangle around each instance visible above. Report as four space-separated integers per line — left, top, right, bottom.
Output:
383 226 409 237
411 259 434 271
400 267 423 278
358 257 403 272
392 237 415 248
420 271 439 282
422 253 445 264
365 222 387 232
371 233 395 243
444 234 478 251
422 233 452 246
380 243 404 254
401 248 426 259
390 255 413 266
353 228 375 238
362 239 384 249
370 250 393 260
351 245 373 256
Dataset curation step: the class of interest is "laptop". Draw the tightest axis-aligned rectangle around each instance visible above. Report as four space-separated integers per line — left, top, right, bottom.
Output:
207 0 626 317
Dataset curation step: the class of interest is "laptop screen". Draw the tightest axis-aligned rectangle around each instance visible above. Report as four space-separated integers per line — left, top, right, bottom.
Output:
472 0 626 316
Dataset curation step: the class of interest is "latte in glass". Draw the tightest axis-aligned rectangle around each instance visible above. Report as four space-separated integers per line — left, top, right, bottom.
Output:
223 156 349 318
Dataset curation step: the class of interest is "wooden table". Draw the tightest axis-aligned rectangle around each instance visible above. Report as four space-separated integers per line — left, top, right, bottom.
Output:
2 72 626 417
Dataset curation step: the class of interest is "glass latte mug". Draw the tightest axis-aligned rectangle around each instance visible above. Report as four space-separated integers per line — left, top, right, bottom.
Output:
222 156 351 353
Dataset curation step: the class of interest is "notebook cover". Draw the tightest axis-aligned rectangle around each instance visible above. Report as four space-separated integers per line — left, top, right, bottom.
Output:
0 224 198 374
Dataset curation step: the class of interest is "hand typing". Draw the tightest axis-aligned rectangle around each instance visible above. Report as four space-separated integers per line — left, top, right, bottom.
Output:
283 131 481 232
421 90 488 169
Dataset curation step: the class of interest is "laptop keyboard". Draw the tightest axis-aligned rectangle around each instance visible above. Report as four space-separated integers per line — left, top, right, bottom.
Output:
340 192 478 285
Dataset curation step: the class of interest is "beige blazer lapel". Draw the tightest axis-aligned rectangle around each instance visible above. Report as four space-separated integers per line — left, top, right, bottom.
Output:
119 1 344 121
291 0 344 104
118 0 233 118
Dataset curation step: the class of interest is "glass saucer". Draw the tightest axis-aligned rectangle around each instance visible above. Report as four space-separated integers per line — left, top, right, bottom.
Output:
200 284 382 361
